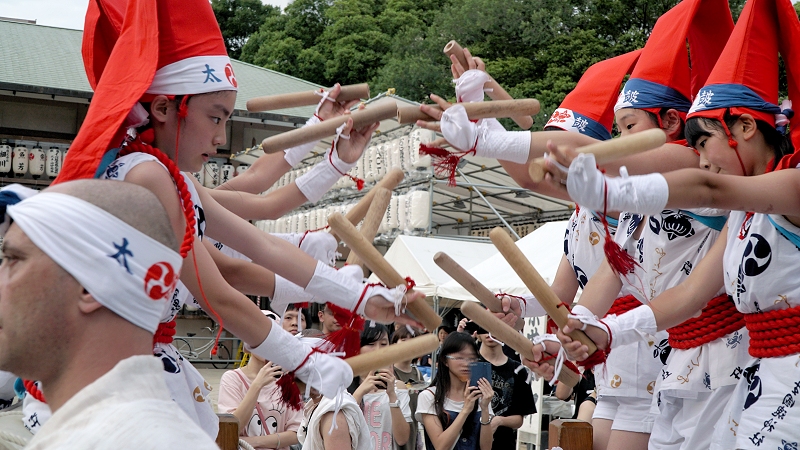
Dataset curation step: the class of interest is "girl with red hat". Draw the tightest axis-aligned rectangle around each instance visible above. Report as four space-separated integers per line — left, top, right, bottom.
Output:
559 0 800 447
54 0 424 438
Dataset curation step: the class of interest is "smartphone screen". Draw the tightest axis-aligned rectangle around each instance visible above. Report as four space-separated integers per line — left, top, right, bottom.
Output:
469 361 492 387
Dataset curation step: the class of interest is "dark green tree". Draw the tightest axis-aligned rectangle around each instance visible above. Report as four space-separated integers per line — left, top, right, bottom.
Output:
212 0 280 60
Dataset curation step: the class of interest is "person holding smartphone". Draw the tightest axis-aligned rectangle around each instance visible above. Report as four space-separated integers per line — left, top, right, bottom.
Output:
352 323 413 450
473 325 536 450
218 312 303 450
416 332 495 450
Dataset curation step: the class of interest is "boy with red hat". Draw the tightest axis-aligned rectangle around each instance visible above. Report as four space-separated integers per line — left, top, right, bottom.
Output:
558 0 800 447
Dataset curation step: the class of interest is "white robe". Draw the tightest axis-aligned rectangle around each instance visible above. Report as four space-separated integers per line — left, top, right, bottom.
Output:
24 355 218 450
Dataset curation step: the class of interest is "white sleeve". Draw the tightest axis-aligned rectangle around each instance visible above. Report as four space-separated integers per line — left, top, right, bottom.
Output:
414 389 436 423
396 388 412 423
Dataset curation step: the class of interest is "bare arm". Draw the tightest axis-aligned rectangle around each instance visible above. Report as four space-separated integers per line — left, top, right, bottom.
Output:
320 412 352 450
389 383 411 446
647 225 727 330
206 182 309 221
421 413 472 450
242 431 299 449
555 380 573 401
203 240 276 297
574 260 624 317
216 152 291 194
493 414 523 429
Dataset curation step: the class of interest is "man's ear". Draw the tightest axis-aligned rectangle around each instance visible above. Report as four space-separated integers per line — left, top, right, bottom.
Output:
149 95 172 125
738 114 758 141
662 109 684 140
77 288 104 314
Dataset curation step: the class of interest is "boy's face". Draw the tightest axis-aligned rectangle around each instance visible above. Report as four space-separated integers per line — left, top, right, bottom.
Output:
176 91 236 173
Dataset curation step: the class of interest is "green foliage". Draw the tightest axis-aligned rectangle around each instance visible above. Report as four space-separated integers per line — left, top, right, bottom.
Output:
212 0 279 60
227 0 788 130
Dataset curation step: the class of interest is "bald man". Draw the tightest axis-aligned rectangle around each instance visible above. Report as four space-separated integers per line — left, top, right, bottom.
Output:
0 179 217 449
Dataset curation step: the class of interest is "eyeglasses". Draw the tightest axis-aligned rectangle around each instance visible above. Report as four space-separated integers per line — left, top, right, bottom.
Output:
445 355 479 363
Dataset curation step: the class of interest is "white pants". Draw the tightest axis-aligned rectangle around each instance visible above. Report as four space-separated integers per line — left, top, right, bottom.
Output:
648 385 734 450
593 395 655 433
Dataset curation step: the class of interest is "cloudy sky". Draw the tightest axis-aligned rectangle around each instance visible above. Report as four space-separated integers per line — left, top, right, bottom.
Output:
0 0 291 30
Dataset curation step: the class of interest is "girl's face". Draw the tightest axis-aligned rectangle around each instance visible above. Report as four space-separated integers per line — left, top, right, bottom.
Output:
282 310 306 335
614 108 659 137
694 124 742 175
176 91 236 172
360 333 390 354
444 346 479 382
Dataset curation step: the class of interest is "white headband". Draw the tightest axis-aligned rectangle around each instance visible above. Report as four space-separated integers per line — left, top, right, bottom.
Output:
7 193 183 333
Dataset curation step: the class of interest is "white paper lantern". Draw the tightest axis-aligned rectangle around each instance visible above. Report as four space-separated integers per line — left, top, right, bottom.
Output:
29 146 45 179
388 195 400 230
408 191 431 230
12 146 28 177
202 161 219 188
192 169 204 185
46 147 61 179
397 193 409 232
235 164 249 176
0 145 12 175
220 163 235 185
387 139 401 171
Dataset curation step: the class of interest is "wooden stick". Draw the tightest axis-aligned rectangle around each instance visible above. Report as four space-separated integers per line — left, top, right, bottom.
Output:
328 213 443 332
461 302 581 387
346 188 392 271
527 128 667 182
397 99 540 125
329 168 404 242
433 252 503 311
347 334 440 377
246 83 370 112
443 40 534 129
259 98 398 154
488 227 598 354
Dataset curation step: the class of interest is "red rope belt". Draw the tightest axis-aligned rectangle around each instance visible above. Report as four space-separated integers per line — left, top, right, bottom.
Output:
668 295 745 349
745 303 800 358
605 295 640 317
153 320 177 345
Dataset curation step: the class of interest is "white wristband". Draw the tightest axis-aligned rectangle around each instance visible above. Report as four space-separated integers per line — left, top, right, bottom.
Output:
475 128 531 164
519 294 547 318
304 261 364 314
250 325 310 371
455 70 491 103
272 275 316 316
295 148 355 203
604 305 657 349
284 115 322 167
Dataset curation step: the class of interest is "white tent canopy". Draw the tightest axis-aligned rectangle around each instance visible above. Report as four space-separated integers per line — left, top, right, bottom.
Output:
438 221 568 302
367 235 496 298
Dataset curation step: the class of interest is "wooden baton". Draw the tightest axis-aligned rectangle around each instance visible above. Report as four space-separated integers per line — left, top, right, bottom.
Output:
397 99 540 125
488 228 598 354
433 252 503 311
346 188 392 271
259 98 398 154
328 213 443 332
329 168 404 242
246 83 370 112
346 334 440 377
461 302 581 387
443 40 534 130
527 128 667 182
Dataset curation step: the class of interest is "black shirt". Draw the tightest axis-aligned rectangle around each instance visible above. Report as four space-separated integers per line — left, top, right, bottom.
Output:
486 357 536 450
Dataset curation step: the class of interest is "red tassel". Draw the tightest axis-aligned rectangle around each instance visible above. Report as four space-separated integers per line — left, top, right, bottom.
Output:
153 320 177 345
276 372 304 411
323 302 366 358
600 179 637 275
419 144 474 187
356 178 365 190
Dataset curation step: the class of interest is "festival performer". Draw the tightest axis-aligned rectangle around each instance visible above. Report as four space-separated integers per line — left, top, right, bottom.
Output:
57 0 423 436
556 1 800 447
0 179 217 448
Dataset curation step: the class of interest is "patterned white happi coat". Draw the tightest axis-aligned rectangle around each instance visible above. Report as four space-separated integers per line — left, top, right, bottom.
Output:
101 152 218 438
712 211 800 450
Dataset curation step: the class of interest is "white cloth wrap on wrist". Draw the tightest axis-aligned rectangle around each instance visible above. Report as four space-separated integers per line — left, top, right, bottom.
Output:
273 231 338 266
296 123 357 203
440 105 531 163
7 193 183 333
512 294 548 318
602 305 658 350
284 115 322 167
532 333 565 386
272 275 317 316
566 153 669 215
454 70 492 103
249 330 353 399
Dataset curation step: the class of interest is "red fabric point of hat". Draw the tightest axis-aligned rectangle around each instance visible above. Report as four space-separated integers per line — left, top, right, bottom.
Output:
687 0 734 97
557 50 642 133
